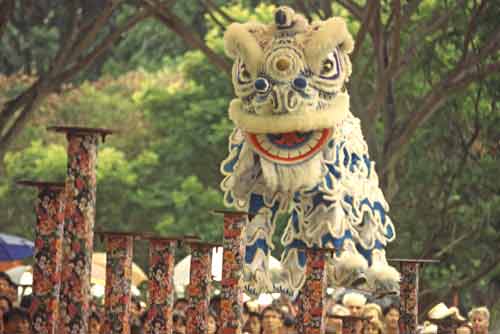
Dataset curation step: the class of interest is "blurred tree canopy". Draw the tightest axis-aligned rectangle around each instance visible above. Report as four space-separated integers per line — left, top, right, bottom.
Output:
0 0 499 321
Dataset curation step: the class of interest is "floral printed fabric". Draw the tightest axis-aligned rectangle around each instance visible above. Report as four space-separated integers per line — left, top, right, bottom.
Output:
220 213 246 334
59 134 99 334
144 239 176 334
101 235 133 334
400 262 419 334
299 249 328 334
186 244 212 334
30 185 65 334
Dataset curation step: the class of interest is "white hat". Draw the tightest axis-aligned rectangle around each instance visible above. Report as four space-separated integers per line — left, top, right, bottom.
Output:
420 321 438 334
428 303 465 321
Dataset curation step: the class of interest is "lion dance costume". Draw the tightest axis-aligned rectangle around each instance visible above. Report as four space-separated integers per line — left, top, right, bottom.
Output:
220 7 400 297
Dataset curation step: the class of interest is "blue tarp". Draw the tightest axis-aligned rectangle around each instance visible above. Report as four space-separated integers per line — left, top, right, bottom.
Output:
0 233 34 261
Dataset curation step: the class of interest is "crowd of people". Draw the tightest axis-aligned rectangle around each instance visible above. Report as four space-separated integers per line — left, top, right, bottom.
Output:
87 292 491 334
0 271 492 334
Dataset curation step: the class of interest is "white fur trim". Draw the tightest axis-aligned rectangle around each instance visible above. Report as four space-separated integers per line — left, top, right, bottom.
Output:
366 262 401 283
305 17 354 56
229 92 350 133
339 253 368 271
224 23 264 76
259 153 323 192
304 17 354 74
342 292 367 307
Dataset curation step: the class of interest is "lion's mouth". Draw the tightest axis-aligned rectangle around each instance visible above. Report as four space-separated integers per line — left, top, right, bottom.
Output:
246 128 332 164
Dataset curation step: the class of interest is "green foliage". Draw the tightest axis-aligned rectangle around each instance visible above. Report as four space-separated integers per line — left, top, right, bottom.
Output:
155 176 223 242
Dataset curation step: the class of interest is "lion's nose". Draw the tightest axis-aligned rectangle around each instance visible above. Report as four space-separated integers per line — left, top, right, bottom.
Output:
270 87 300 114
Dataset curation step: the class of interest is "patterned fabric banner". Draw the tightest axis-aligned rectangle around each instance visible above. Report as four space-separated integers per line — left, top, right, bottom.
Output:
59 133 99 334
400 262 419 334
186 243 213 334
144 239 177 334
299 248 329 334
101 235 134 334
28 182 65 334
220 212 246 334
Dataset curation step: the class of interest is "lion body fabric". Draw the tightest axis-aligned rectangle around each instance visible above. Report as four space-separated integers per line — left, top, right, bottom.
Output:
220 6 399 296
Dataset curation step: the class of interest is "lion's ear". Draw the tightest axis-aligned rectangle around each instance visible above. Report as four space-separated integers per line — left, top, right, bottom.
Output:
303 17 354 71
224 23 265 76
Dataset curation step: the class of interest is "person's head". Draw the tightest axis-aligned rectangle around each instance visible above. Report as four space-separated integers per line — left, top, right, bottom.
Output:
245 311 262 334
457 324 473 334
383 305 400 331
173 311 186 334
363 303 383 323
342 292 367 317
19 295 32 310
0 295 13 314
174 298 189 313
0 273 12 293
364 319 385 334
0 274 16 303
282 315 297 334
89 312 101 334
131 296 142 316
3 308 30 334
468 307 489 334
261 305 283 333
209 295 222 315
325 304 350 334
131 323 144 334
207 310 218 334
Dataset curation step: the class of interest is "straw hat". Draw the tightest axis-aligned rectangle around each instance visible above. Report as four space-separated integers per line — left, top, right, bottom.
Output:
420 321 438 334
427 303 465 322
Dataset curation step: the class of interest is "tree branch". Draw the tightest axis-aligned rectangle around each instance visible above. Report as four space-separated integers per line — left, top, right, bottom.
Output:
0 79 50 158
389 0 401 68
320 0 333 19
294 0 313 22
202 0 237 23
391 0 466 81
54 9 153 84
66 0 122 65
400 0 423 26
350 0 378 63
461 0 487 63
382 60 500 176
0 0 14 39
335 0 364 20
50 1 81 73
0 5 151 160
199 0 227 32
142 0 231 75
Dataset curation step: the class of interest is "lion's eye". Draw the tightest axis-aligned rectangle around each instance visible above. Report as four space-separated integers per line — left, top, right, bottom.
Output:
237 62 252 84
319 50 341 79
321 60 335 74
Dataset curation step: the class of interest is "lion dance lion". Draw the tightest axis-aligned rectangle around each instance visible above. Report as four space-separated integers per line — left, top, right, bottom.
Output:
220 6 400 297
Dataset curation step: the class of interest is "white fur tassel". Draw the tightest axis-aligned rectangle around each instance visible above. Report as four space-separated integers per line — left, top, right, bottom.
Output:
224 23 264 76
366 262 401 283
304 17 354 71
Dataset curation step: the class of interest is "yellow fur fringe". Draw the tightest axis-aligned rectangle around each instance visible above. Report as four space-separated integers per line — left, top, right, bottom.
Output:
224 23 264 76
